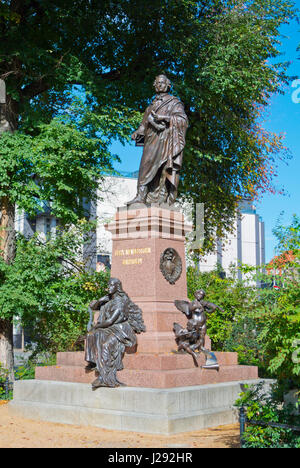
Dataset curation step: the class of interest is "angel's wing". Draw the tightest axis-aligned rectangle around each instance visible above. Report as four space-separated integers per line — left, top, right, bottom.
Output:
174 300 191 317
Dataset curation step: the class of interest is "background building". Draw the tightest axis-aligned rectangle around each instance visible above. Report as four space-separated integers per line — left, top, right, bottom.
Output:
198 199 265 282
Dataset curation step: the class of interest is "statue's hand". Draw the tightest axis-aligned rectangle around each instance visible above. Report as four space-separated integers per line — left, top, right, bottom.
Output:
151 111 170 123
89 295 109 310
148 113 166 131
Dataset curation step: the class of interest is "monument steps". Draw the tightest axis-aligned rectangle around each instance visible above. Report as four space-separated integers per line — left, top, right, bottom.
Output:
56 350 238 368
10 379 273 434
36 350 257 388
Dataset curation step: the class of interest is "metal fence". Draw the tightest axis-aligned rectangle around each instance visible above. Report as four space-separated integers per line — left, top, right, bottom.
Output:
239 406 300 448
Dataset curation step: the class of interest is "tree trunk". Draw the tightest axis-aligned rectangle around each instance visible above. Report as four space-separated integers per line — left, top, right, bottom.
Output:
0 319 14 377
0 197 15 379
0 90 16 380
0 196 16 264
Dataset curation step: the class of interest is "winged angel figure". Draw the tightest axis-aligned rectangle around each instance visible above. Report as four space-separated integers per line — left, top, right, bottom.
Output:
173 289 224 369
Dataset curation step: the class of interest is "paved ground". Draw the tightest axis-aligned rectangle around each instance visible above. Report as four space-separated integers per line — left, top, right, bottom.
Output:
0 401 240 448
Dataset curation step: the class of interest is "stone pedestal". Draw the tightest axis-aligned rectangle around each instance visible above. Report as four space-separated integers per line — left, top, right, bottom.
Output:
106 205 193 354
35 205 258 388
36 351 258 388
19 204 261 433
10 379 272 434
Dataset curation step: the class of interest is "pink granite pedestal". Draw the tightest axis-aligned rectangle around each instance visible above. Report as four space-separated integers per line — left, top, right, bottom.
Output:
36 205 258 388
107 205 193 354
36 351 258 388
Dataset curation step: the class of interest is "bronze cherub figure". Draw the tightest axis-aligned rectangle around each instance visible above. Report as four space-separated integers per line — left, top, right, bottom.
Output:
173 289 224 369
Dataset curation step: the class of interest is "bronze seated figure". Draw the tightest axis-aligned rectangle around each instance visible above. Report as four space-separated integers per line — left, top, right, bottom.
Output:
85 278 146 389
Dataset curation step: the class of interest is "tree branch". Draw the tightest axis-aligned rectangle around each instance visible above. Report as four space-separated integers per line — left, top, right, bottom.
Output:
21 78 51 100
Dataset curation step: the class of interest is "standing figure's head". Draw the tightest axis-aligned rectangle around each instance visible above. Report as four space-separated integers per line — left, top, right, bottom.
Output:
195 289 205 301
108 278 123 296
153 74 171 94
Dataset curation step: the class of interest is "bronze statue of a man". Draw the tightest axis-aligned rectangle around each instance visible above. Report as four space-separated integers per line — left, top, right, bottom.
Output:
128 74 188 206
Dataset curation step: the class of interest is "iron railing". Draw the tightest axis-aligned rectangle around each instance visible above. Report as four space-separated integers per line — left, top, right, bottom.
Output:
239 406 300 448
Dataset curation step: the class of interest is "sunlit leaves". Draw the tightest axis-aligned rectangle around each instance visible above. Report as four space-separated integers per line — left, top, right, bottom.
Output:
0 222 109 353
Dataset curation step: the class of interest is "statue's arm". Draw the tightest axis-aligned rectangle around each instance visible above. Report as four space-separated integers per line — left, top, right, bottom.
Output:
94 306 122 329
203 301 224 314
89 295 109 310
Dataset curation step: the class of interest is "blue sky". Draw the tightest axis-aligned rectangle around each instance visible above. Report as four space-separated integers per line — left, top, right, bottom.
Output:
255 18 300 261
111 17 300 263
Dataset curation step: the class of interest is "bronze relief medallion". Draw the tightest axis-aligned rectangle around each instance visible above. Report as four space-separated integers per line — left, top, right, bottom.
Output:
160 247 182 284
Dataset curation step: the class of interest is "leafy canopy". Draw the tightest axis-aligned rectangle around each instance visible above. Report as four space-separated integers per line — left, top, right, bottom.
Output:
0 97 141 222
0 221 110 354
0 0 297 242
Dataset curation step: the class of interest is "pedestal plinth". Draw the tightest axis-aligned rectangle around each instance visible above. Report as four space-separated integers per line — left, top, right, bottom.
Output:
30 205 259 432
35 204 258 388
105 204 196 354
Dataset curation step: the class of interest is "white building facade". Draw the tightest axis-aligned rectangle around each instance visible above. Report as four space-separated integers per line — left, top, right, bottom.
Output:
198 199 265 281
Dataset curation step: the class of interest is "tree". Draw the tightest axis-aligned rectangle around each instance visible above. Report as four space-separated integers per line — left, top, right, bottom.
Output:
273 214 300 255
0 221 110 356
186 265 256 350
0 95 138 374
0 0 297 373
235 382 300 448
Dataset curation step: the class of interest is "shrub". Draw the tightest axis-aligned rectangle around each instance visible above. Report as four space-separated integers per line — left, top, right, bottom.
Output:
235 382 300 448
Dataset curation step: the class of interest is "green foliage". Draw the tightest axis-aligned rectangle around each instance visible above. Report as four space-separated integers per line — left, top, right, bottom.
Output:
0 96 141 223
273 213 300 254
0 221 110 354
14 354 57 381
252 216 300 383
235 382 300 448
0 0 297 243
187 265 256 350
253 266 300 384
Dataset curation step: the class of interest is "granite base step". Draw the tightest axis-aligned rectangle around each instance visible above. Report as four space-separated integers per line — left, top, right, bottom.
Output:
35 351 258 388
9 379 272 434
57 350 238 368
36 364 258 388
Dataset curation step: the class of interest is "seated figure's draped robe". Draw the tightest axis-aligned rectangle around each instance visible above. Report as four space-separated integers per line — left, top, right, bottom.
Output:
136 93 188 204
85 296 136 387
